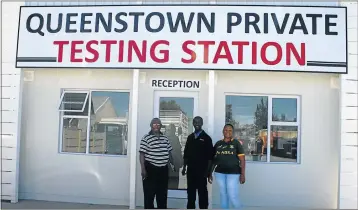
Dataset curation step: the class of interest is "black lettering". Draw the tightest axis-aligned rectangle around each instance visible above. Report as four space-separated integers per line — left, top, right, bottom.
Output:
186 81 193 88
95 13 112 32
197 12 215 33
66 13 78 33
163 80 168 87
114 12 128 33
245 13 260 33
193 81 200 88
271 13 289 34
173 80 178 87
167 12 194 33
129 12 145 32
152 79 157 87
157 80 163 87
168 80 173 87
263 13 268 34
26 13 45 36
289 14 308 34
325 14 338 35
145 12 165 33
227 13 242 33
47 13 62 33
306 14 322 35
178 80 184 87
80 13 92 33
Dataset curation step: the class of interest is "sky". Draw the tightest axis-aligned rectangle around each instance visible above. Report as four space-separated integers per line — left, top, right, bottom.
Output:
226 96 297 125
92 91 130 117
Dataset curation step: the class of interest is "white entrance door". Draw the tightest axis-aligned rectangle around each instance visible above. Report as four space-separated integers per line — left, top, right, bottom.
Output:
153 90 199 207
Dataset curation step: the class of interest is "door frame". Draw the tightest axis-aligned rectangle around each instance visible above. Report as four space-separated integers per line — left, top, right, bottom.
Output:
153 90 199 199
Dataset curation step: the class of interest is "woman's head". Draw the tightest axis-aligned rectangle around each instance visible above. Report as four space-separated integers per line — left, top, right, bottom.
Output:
223 123 234 139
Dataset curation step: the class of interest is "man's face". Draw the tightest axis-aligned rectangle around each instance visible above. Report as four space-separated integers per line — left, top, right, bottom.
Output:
151 120 161 132
193 117 203 130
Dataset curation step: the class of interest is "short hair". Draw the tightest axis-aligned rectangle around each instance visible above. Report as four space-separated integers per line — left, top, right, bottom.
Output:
193 116 203 122
150 118 162 127
224 123 234 130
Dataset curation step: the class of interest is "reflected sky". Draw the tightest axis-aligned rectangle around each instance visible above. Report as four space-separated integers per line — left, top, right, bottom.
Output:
92 91 130 118
226 96 297 125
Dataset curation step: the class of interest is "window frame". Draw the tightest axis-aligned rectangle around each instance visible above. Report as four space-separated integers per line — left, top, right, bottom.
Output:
58 89 131 157
58 90 90 113
224 93 301 164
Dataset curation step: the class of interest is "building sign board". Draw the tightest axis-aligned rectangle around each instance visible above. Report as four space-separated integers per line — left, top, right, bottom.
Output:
16 5 347 73
151 79 200 89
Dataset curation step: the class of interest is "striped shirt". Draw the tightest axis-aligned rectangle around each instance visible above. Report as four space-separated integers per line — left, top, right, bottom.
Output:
139 131 173 167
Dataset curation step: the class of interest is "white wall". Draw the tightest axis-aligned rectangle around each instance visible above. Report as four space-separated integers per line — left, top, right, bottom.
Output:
339 1 358 209
18 69 133 206
1 1 24 203
212 71 340 208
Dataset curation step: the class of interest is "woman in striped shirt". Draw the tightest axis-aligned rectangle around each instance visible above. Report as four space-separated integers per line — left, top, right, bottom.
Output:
139 118 175 209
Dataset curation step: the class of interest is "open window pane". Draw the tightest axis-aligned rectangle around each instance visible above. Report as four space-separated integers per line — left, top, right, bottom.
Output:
272 98 297 122
226 95 268 162
89 91 130 155
59 92 89 112
61 117 88 153
270 125 298 162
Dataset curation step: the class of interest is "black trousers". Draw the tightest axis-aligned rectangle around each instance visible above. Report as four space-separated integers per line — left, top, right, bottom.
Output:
142 162 169 209
186 169 209 209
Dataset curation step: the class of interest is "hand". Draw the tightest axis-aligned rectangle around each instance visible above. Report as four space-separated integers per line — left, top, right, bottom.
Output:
208 174 213 184
169 163 176 172
240 174 245 184
141 169 147 180
181 167 186 176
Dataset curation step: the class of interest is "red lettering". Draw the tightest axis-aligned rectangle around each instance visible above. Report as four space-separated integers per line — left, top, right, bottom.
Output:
85 40 99 63
182 40 196 64
118 40 124 62
213 41 233 64
286 43 305 65
232 41 249 64
197 41 215 63
53 41 69 62
252 42 257 65
150 40 169 63
128 40 147 62
70 41 84 62
261 42 282 65
100 40 117 62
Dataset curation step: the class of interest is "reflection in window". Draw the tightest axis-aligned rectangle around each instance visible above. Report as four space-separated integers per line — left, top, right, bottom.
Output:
62 118 88 153
89 92 130 155
59 90 130 156
226 95 300 163
270 126 298 162
226 96 268 162
272 98 297 122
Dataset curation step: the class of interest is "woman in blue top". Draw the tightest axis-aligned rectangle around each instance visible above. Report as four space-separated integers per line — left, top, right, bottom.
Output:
208 123 246 209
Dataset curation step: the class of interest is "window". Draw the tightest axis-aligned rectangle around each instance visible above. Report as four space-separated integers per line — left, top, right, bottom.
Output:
59 90 130 156
225 94 300 163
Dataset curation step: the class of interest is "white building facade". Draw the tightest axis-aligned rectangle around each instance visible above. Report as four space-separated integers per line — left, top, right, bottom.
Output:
1 1 357 209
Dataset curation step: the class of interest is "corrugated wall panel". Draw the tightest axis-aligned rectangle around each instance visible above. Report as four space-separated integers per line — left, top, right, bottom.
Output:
1 1 24 204
339 1 358 209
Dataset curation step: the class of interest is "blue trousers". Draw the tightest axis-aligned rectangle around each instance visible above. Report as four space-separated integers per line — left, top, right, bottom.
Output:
214 172 242 209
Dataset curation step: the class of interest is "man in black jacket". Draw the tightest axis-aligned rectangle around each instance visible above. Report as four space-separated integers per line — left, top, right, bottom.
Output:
182 116 214 209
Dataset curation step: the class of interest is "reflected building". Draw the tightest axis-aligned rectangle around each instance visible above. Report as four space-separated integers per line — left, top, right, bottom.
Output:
62 96 128 155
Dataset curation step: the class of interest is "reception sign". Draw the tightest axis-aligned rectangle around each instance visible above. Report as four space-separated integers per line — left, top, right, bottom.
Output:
16 4 347 73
